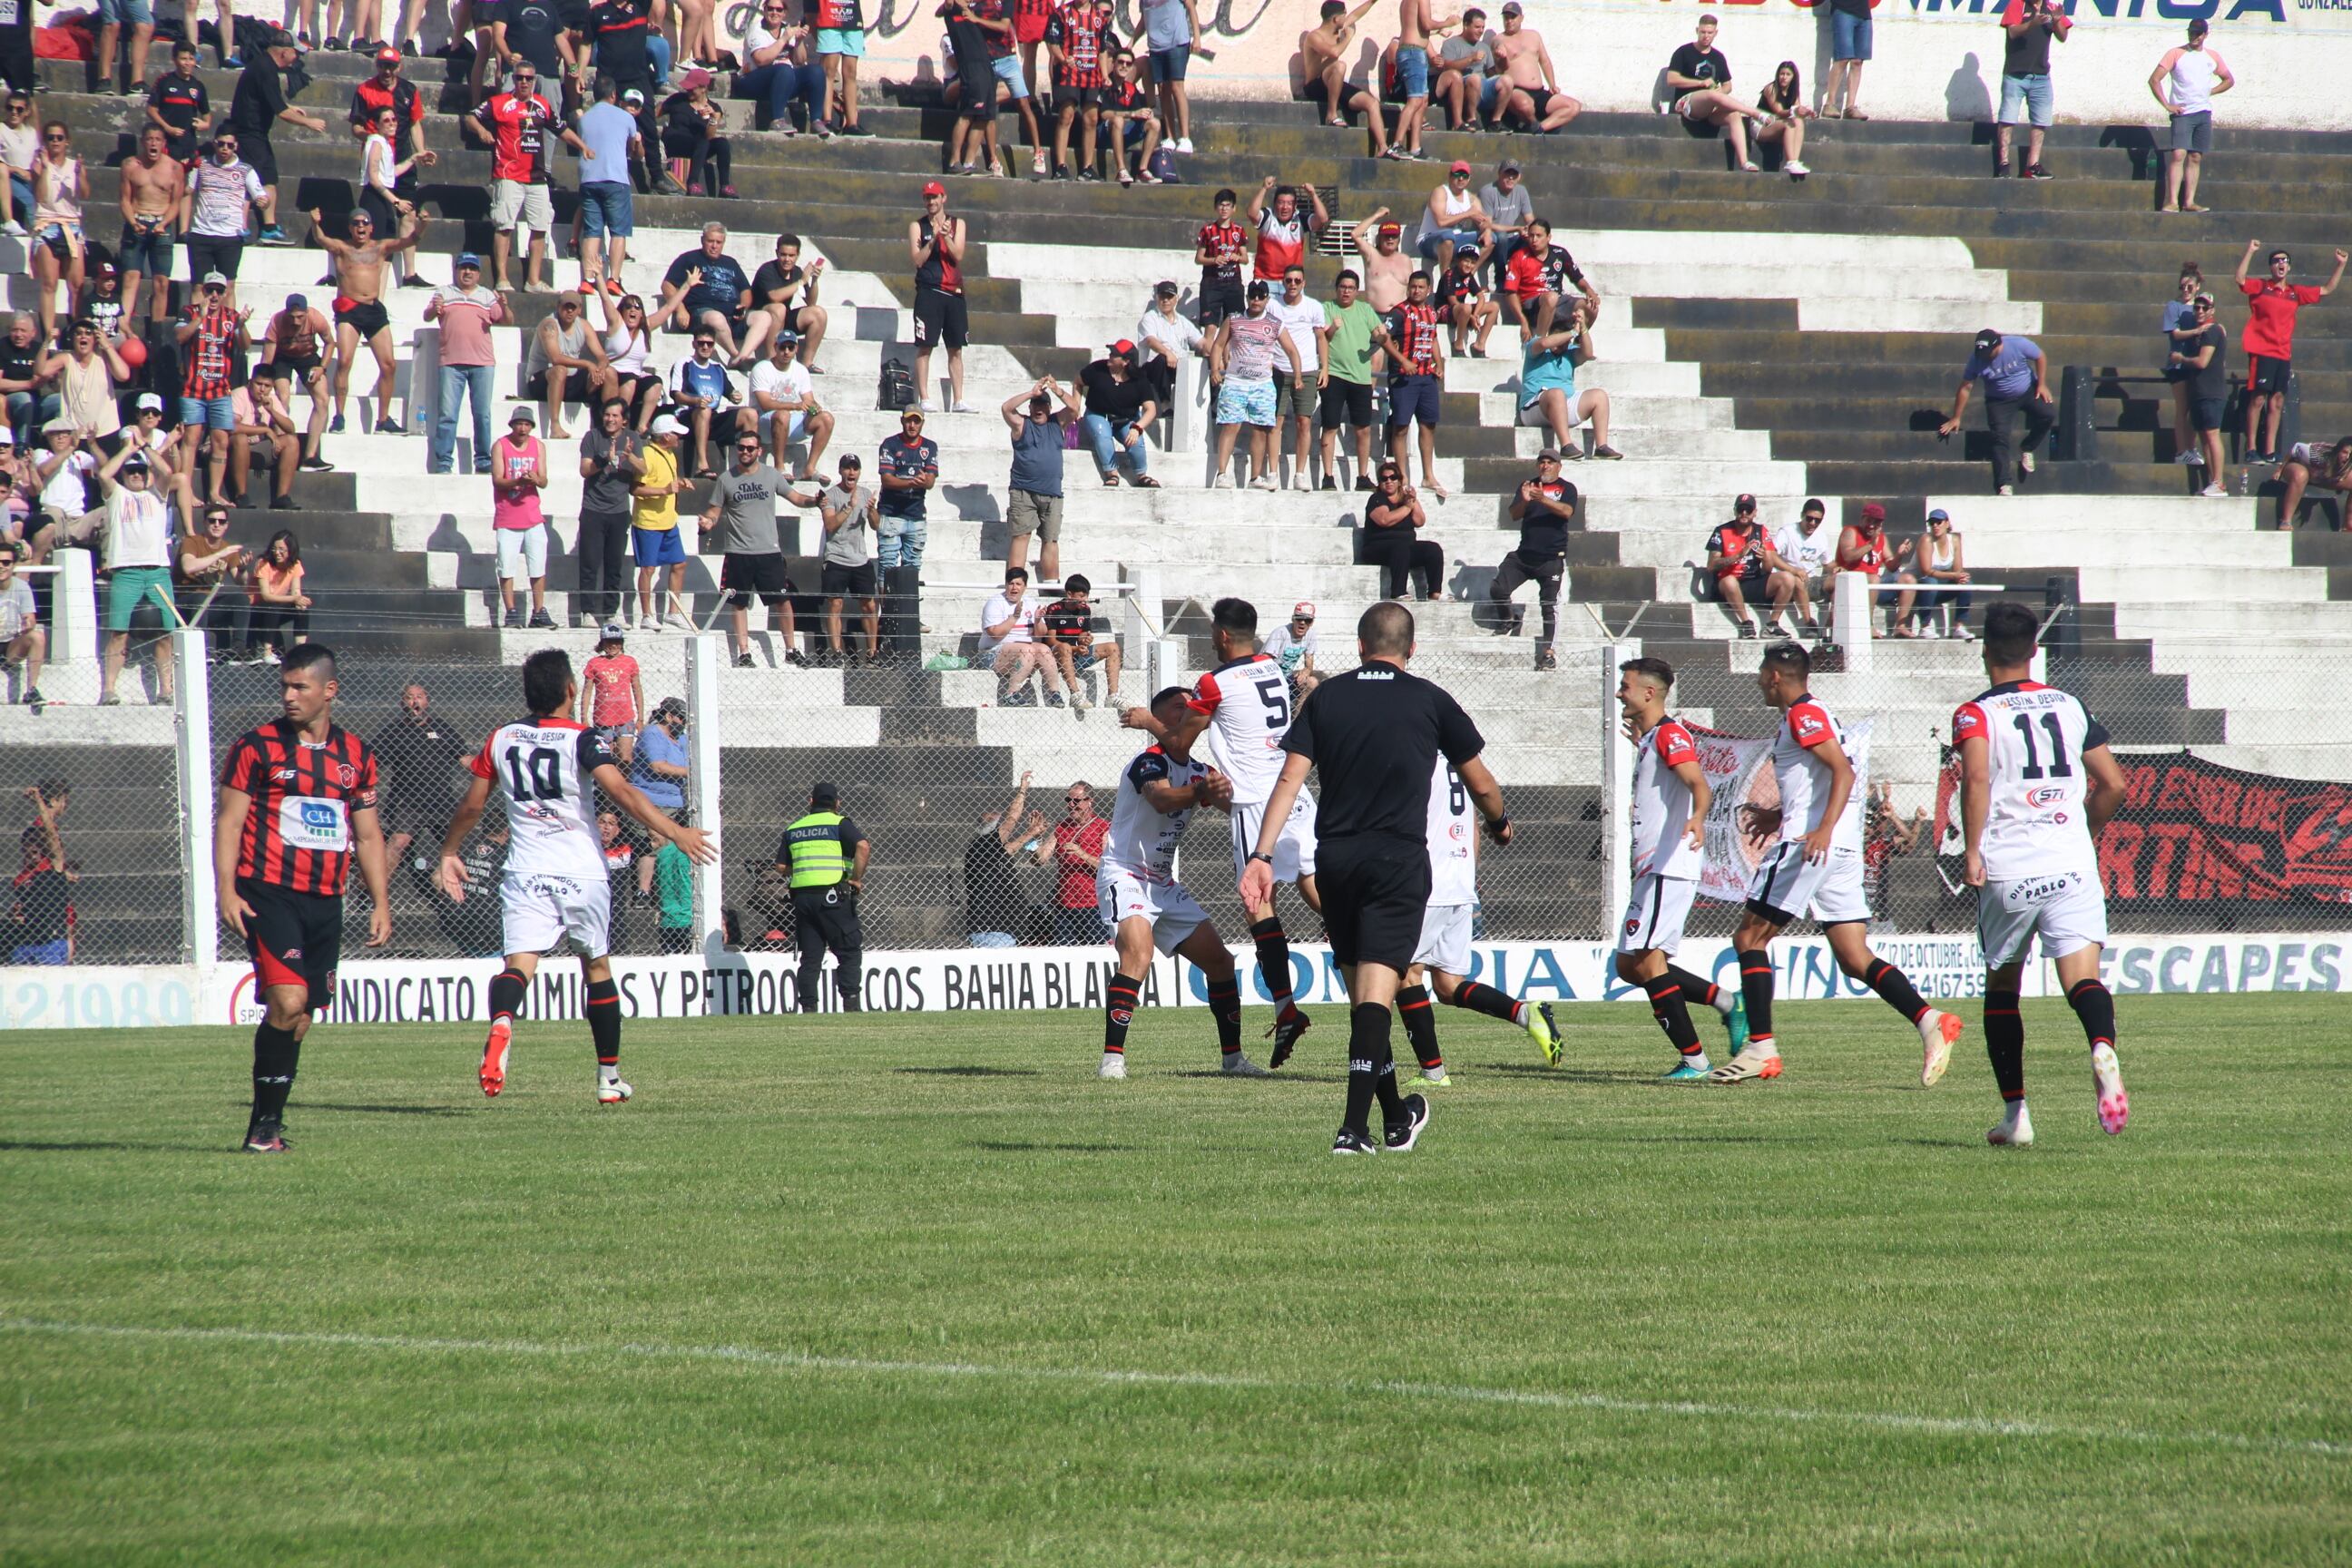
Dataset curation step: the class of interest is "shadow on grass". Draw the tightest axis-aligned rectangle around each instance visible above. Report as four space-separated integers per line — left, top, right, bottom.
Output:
295 1102 473 1117
1481 1063 1657 1086
896 1065 1044 1078
0 1139 220 1153
970 1140 1135 1153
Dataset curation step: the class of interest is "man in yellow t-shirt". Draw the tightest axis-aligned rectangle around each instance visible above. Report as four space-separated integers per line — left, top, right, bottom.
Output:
632 413 691 629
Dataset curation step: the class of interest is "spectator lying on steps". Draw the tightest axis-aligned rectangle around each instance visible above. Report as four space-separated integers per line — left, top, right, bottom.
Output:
2276 437 2352 531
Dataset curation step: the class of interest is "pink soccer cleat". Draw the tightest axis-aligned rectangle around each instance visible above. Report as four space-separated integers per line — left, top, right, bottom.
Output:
480 1017 513 1098
2090 1043 2129 1135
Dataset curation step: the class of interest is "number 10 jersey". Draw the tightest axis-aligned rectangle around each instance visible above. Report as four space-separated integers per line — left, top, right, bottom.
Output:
1950 680 2110 883
467 718 619 883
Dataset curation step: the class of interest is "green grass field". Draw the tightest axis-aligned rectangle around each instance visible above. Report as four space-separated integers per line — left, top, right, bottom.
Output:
5 994 2349 1565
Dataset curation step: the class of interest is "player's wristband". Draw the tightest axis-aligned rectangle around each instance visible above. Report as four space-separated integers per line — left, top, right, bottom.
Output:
1484 815 1510 838
1247 851 1274 866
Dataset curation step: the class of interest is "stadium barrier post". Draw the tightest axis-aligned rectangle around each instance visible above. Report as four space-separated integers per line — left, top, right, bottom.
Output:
1600 640 1638 933
1122 565 1163 694
172 627 218 972
49 547 98 669
1833 571 1873 671
684 632 728 956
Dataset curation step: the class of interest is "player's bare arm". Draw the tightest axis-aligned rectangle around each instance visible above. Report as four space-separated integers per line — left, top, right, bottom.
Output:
1455 752 1511 844
213 785 257 935
436 770 496 898
352 802 393 946
1804 734 1855 863
1672 757 1711 851
593 762 718 864
1958 730 1993 887
2082 744 2129 836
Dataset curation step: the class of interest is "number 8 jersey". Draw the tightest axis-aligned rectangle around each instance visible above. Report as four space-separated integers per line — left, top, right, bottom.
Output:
1951 681 2110 881
467 718 620 882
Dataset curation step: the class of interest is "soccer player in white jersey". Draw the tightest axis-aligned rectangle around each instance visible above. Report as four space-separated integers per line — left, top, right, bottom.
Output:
1096 685 1270 1080
1717 642 1965 1085
437 649 715 1103
1124 596 1322 1064
1956 600 2132 1144
1394 754 1563 1086
1611 656 1749 1080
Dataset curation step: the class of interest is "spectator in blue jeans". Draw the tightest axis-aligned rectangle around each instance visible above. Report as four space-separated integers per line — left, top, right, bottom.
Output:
424 254 508 475
1822 0 1870 120
1077 341 1161 488
876 406 938 570
738 0 830 134
574 75 641 293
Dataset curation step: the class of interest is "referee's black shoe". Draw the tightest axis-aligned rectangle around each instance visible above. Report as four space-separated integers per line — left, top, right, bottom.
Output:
1330 1128 1379 1155
1267 1008 1313 1069
1383 1093 1430 1153
242 1117 291 1154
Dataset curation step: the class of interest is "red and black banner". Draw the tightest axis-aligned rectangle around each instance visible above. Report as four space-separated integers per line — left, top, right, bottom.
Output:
1935 750 2352 915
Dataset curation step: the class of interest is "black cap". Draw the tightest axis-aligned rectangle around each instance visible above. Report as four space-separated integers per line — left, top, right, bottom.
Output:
1974 328 2001 352
1246 279 1270 299
811 781 839 806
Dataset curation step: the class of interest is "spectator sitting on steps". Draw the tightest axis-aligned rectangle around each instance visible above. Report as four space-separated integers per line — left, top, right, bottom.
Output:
1753 61 1813 180
2276 437 2352 532
1435 246 1498 359
978 565 1068 708
653 223 756 361
1892 507 1972 640
1706 491 1800 640
1666 14 1769 173
1770 496 1838 622
1838 500 1896 637
630 697 691 815
1364 459 1443 603
1518 298 1619 460
1491 2 1576 132
1298 0 1390 160
1078 341 1162 489
1037 572 1122 707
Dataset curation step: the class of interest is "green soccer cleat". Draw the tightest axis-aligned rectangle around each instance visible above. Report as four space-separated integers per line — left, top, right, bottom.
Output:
1401 1071 1450 1091
1662 1059 1711 1083
1525 1001 1563 1067
1725 992 1750 1054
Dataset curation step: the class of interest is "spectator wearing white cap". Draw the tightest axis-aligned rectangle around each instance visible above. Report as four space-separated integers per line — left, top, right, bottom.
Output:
1260 600 1320 697
491 407 555 630
632 412 693 630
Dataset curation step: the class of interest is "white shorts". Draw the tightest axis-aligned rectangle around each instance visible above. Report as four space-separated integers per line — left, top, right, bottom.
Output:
1617 872 1698 956
1097 867 1208 955
1516 390 1593 429
491 178 554 232
1746 841 1870 926
1413 901 1473 975
495 522 548 582
1976 869 2107 969
1230 793 1318 884
500 870 612 959
757 408 810 445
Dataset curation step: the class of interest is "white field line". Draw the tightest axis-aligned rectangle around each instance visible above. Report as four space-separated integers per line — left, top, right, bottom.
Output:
3 1315 2343 1460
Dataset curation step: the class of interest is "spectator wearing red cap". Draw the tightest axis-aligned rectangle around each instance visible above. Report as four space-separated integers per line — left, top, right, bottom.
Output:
1416 161 1491 274
1838 500 1896 635
1078 340 1162 487
909 182 973 413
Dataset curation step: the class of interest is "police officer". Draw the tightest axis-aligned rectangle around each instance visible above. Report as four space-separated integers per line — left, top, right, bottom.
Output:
781 781 870 1013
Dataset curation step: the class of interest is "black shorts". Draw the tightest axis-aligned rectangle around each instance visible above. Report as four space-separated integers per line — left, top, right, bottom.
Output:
1316 836 1432 974
259 353 322 381
241 137 278 190
913 287 969 352
238 877 343 1009
526 367 599 403
185 231 245 281
1197 277 1246 327
1058 85 1107 110
1318 377 1374 431
820 560 877 599
2248 354 2290 397
722 550 794 606
337 299 391 338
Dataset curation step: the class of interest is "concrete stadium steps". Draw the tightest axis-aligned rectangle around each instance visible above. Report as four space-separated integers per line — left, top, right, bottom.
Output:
0 743 183 962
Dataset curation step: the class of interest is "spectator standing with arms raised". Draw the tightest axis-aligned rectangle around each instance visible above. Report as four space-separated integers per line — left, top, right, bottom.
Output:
1994 0 2070 180
1821 0 1870 121
424 253 509 475
2234 240 2344 463
316 207 426 440
2150 19 2230 211
1490 2 1574 132
909 182 972 413
1938 328 2053 495
1250 176 1325 285
1002 377 1075 579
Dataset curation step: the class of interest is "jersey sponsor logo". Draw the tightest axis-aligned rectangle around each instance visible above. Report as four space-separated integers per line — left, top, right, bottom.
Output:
274 767 299 781
2024 785 2068 808
1793 712 1826 739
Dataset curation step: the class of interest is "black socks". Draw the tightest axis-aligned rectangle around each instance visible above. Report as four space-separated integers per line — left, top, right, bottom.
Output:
2066 977 2116 1051
1864 957 1932 1024
1395 984 1441 1072
1250 917 1298 1022
1984 988 2025 1100
250 1021 299 1124
1342 1001 1403 1136
1737 949 1775 1039
1450 979 1521 1026
1103 974 1141 1054
586 976 622 1066
1643 975 1701 1056
488 966 528 1024
1208 975 1242 1054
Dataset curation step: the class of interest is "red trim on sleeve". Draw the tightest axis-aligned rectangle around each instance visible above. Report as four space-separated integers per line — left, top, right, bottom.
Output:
1951 701 1988 742
1655 720 1698 769
468 730 499 780
1788 701 1834 750
1188 671 1221 715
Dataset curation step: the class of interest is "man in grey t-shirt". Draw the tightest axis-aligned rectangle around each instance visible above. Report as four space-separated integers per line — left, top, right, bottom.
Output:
819 452 882 662
1479 158 1533 285
575 398 642 626
1438 11 1498 129
699 427 822 666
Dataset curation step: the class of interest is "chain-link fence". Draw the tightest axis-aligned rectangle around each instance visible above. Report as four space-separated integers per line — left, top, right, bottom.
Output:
0 738 181 965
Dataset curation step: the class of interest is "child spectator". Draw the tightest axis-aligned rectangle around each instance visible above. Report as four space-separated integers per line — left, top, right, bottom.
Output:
583 623 646 765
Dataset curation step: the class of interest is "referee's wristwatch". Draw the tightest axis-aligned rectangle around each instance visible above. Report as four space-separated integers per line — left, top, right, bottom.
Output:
1246 851 1275 867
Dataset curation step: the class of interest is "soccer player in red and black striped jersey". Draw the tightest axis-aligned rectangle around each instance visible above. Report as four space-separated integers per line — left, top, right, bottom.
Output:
213 643 392 1153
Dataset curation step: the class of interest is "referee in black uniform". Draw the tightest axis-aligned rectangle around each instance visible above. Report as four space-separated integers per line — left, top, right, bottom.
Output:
1242 602 1511 1154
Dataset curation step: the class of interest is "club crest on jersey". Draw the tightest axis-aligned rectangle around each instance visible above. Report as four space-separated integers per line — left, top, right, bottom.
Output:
334 762 358 788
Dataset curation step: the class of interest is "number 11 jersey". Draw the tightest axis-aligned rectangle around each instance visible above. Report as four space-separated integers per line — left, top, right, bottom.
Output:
1950 681 2109 882
467 718 618 882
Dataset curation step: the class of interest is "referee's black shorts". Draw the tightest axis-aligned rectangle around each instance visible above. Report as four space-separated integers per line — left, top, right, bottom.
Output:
238 877 343 1010
1315 836 1430 974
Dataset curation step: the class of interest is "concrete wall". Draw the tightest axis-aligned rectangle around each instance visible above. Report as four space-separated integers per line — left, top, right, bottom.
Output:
743 0 2352 132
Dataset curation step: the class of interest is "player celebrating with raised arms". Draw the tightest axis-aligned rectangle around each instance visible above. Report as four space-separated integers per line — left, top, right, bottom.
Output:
1123 596 1321 1064
438 649 716 1105
1097 686 1269 1079
1717 642 1965 1085
1394 754 1562 1087
1957 600 2132 1144
1611 656 1748 1080
215 643 393 1153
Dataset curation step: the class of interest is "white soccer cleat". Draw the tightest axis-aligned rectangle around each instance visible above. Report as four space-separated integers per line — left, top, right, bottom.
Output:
2091 1043 2129 1135
598 1075 633 1104
1986 1101 2034 1146
1098 1053 1127 1080
1221 1054 1272 1077
1919 1009 1963 1087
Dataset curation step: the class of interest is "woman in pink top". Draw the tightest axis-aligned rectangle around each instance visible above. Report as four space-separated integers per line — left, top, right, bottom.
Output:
490 407 553 629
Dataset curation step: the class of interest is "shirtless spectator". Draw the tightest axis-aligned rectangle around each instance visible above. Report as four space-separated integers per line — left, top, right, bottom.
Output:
2277 436 2352 531
1666 14 1769 172
115 128 182 328
745 234 830 372
1389 0 1458 162
254 293 337 470
1352 208 1413 313
1434 7 1496 130
1298 0 1389 159
1491 1 1576 132
312 205 424 436
1502 216 1597 340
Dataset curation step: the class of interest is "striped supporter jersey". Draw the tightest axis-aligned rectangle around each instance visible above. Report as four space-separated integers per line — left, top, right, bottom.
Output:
220 719 381 896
